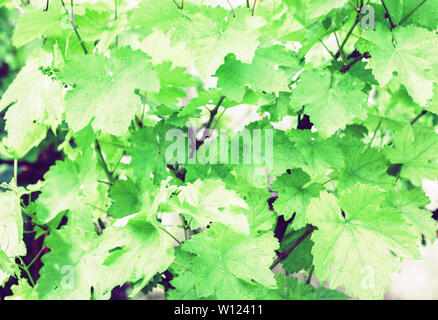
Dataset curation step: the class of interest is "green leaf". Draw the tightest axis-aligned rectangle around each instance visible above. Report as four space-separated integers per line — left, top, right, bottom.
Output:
59 47 159 135
384 125 438 186
176 223 278 299
0 248 19 286
127 122 171 183
287 130 345 177
272 169 323 227
12 3 65 47
237 186 277 236
337 140 394 190
4 279 39 300
171 6 266 76
260 274 349 300
307 184 419 299
149 61 196 106
37 210 174 299
386 0 438 30
0 190 26 262
215 45 300 102
362 24 438 106
290 68 368 136
35 149 99 224
280 226 314 275
162 179 250 234
0 56 64 158
384 188 437 241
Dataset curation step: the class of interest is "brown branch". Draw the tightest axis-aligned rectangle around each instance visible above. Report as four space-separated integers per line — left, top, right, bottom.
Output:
270 225 316 270
410 109 427 125
398 0 428 27
340 52 371 73
381 0 396 29
334 6 362 60
196 96 225 150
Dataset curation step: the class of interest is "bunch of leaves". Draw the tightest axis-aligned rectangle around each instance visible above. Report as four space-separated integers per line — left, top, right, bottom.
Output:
0 0 437 301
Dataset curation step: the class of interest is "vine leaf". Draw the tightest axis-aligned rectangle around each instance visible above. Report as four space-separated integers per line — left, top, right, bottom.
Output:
362 23 438 106
384 125 438 186
307 184 419 299
289 69 368 137
59 47 159 136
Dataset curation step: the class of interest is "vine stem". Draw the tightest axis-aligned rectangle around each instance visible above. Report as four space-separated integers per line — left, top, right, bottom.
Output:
95 140 113 183
225 0 236 17
319 40 335 59
369 119 382 147
251 0 258 16
157 226 182 246
173 261 193 272
340 52 371 73
28 245 46 268
172 0 183 9
60 0 88 55
398 0 428 27
306 266 314 284
381 0 396 29
13 159 18 187
333 4 362 60
18 257 35 287
197 96 226 149
410 110 427 125
334 32 346 65
270 225 316 270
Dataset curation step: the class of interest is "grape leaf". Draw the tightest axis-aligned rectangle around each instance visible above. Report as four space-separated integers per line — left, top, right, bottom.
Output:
290 69 368 136
383 188 437 241
35 149 99 224
384 125 438 186
307 184 419 299
362 24 438 106
280 226 314 275
177 223 278 299
215 45 300 102
161 179 250 234
272 169 323 227
59 47 159 135
0 56 64 158
171 6 266 76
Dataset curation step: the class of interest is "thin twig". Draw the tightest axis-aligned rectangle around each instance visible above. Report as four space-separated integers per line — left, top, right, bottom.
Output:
410 110 427 125
18 257 35 287
270 225 316 270
60 0 88 55
319 40 335 59
28 246 46 268
172 0 183 9
157 226 182 245
334 7 362 60
252 0 258 16
369 119 382 147
381 0 396 29
197 96 226 148
348 0 359 11
398 0 428 27
340 52 371 73
225 0 236 17
306 266 314 284
173 261 193 272
334 32 346 65
95 140 113 182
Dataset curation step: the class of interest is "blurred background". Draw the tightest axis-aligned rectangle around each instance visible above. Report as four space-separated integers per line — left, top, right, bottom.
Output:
0 1 437 300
